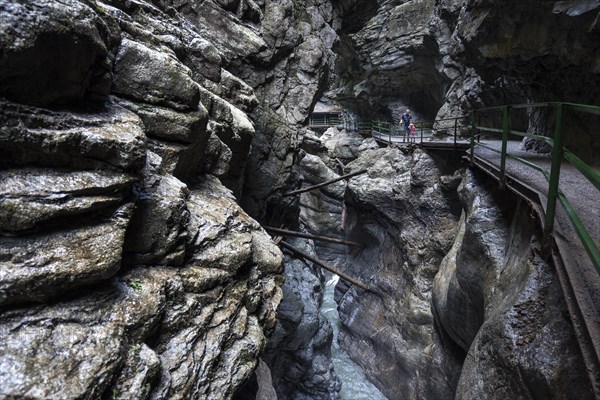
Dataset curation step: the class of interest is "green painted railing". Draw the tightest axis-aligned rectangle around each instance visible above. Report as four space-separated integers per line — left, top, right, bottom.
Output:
309 116 342 126
370 117 470 144
469 102 600 274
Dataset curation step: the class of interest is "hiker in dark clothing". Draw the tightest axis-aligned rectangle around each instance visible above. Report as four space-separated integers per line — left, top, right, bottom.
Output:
401 109 412 141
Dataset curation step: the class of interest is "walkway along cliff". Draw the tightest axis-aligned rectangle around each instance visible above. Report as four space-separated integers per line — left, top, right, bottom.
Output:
1 0 599 399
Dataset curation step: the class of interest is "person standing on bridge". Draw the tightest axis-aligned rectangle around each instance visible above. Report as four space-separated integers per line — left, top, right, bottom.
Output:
409 123 417 142
401 109 412 142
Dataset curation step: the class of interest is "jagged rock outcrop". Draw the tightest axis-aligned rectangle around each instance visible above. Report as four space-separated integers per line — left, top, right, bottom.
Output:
4 0 596 398
164 0 340 220
0 0 340 398
432 170 593 400
330 145 463 400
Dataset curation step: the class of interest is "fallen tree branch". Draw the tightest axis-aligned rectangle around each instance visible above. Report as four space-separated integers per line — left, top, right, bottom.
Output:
264 226 362 248
279 241 371 292
283 169 368 197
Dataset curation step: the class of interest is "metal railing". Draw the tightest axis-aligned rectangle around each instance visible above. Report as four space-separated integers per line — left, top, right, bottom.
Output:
469 102 600 273
370 116 470 145
308 116 342 126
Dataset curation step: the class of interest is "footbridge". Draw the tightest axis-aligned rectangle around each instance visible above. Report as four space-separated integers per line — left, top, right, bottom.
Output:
295 103 600 395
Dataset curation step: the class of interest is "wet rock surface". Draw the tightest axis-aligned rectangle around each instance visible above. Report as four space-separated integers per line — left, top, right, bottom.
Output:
330 145 463 400
1 0 596 399
432 170 594 400
263 237 341 400
0 0 339 397
298 125 592 399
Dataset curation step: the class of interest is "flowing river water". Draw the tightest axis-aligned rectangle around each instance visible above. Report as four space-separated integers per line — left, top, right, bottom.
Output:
320 275 389 400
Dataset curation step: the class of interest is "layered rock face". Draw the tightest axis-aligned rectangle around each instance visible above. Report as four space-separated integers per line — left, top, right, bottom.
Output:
0 0 339 398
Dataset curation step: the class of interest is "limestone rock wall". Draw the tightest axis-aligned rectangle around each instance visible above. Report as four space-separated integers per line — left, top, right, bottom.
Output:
296 128 465 399
0 0 340 398
334 146 464 400
296 124 592 399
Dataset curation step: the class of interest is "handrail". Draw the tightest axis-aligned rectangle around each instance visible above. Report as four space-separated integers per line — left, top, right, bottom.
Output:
469 102 600 273
308 116 342 126
369 116 470 146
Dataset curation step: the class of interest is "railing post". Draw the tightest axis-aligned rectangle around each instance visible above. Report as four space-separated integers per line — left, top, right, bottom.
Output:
544 103 566 237
454 117 458 148
470 110 476 166
499 106 510 188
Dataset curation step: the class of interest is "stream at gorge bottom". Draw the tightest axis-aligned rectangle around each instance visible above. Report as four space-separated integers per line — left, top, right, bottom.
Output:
320 275 388 400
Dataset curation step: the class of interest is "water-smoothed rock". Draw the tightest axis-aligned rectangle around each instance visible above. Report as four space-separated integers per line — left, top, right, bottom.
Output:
432 170 594 400
327 146 462 400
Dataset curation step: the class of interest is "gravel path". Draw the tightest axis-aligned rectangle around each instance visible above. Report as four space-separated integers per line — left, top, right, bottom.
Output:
474 140 599 241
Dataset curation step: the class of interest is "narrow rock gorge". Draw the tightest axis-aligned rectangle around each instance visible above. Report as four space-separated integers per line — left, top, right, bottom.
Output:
1 0 598 399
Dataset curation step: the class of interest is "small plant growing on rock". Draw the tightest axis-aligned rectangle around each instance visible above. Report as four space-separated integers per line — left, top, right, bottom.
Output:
127 279 143 293
131 343 141 355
